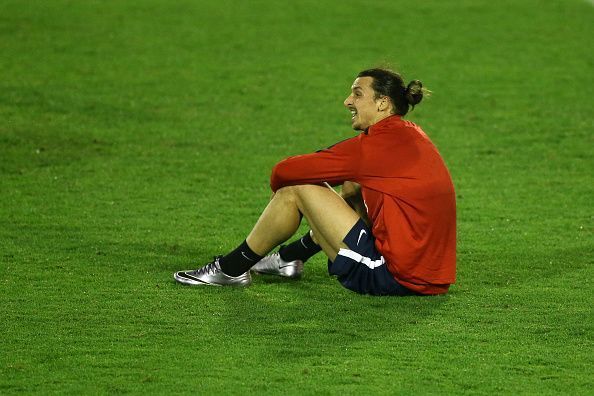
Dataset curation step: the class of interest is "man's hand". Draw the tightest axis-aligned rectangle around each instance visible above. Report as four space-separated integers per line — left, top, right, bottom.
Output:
340 181 371 226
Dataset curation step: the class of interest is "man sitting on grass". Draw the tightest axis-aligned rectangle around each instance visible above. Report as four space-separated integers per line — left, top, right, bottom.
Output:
174 68 456 296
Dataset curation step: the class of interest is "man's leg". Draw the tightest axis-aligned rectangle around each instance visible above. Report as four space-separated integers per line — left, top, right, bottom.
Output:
174 184 360 286
264 181 368 267
340 181 371 226
246 184 360 262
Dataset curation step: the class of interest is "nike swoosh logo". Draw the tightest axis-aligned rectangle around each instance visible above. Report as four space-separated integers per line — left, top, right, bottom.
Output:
357 229 367 246
241 251 256 262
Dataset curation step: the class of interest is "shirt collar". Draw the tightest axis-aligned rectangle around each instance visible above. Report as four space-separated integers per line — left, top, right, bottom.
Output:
365 114 402 135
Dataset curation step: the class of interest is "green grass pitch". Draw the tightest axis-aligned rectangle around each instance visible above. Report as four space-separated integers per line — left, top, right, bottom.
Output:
1 0 592 394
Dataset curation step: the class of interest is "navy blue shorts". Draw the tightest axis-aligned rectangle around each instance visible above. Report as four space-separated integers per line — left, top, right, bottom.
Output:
328 219 419 296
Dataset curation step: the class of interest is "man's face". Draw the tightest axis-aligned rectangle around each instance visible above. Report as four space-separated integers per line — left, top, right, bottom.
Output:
343 76 386 131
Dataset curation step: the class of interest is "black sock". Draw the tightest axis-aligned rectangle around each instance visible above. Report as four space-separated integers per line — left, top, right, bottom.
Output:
279 231 321 263
218 240 263 277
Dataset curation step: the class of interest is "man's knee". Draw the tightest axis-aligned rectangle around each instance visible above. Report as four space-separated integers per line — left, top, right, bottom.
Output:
341 181 361 200
275 184 325 201
273 185 305 207
275 185 297 199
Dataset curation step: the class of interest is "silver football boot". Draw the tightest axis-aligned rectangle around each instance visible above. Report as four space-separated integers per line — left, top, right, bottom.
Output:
251 252 304 279
174 256 251 287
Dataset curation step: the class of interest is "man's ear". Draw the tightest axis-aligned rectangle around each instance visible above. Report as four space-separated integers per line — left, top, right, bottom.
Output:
377 96 390 112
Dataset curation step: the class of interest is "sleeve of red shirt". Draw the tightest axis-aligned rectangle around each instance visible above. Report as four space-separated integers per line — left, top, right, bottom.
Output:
270 137 361 192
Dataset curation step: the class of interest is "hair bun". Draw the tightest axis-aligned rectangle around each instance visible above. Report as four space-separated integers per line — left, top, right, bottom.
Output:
405 80 424 106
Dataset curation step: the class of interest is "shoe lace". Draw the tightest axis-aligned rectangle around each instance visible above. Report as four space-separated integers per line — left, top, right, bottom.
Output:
189 256 222 276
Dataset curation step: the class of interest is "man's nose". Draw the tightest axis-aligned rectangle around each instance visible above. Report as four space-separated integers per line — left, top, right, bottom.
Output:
343 95 352 107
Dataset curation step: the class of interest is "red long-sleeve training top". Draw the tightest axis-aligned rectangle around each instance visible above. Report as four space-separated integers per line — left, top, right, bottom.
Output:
270 115 456 295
